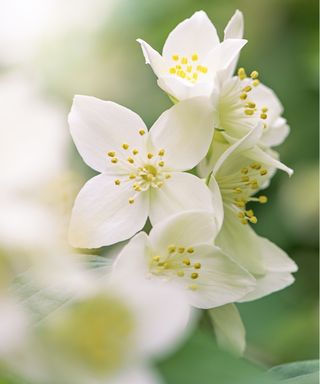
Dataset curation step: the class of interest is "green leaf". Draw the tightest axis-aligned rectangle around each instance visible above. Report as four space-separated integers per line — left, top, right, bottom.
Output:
269 360 319 383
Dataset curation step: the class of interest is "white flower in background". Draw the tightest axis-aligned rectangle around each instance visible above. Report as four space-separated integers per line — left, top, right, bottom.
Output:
68 95 215 248
113 211 255 309
137 10 247 101
207 126 297 301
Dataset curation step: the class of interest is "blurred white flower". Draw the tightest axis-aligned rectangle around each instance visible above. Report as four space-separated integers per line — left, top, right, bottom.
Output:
138 10 246 101
68 95 215 248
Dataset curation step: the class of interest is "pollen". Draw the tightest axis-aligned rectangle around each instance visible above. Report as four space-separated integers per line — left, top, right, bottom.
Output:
187 247 194 254
158 161 164 167
187 65 192 72
178 247 185 254
240 93 247 100
249 216 258 224
177 270 185 277
243 85 252 93
260 169 268 176
250 70 259 79
262 107 268 112
132 149 139 155
237 67 247 80
172 54 179 61
111 158 118 164
153 255 160 262
139 129 145 136
158 149 165 156
168 245 176 253
181 57 188 64
188 284 198 291
122 143 129 150
182 258 190 266
246 102 256 108
127 157 134 164
260 113 268 119
193 72 198 80
114 179 121 186
259 195 268 203
107 151 116 157
191 272 199 280
245 109 254 116
191 53 198 61
128 198 134 204
252 79 260 86
129 174 136 179
169 67 176 74
194 263 201 269
147 153 153 159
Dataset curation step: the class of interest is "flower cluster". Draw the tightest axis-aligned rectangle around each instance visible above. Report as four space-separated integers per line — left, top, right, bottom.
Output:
66 9 297 380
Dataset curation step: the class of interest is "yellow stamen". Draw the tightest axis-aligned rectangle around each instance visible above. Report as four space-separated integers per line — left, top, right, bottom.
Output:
158 149 165 156
168 245 176 253
240 93 247 100
183 259 190 266
153 255 160 262
191 272 199 279
172 55 179 61
132 149 139 155
127 157 134 164
122 143 129 150
178 247 185 254
237 67 247 80
253 79 260 86
250 70 259 79
249 216 258 224
187 247 194 254
193 72 198 80
243 85 252 92
245 109 254 116
260 169 268 176
177 270 185 277
260 113 268 120
114 179 121 186
147 153 153 159
259 195 268 203
169 67 176 74
128 198 134 204
129 174 136 179
158 161 164 167
181 57 188 64
194 263 201 269
139 129 145 136
246 102 256 108
191 53 198 61
107 151 116 157
111 158 118 164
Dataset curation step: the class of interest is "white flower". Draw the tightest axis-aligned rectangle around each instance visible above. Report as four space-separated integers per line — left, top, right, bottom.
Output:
113 211 256 309
137 10 247 101
68 95 215 248
207 126 298 301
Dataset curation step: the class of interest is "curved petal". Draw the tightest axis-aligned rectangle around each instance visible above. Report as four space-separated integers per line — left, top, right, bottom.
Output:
68 174 149 248
150 97 214 170
208 175 224 232
224 10 244 39
179 244 255 309
205 39 247 74
137 39 166 78
68 96 147 173
261 117 290 147
162 11 219 59
149 211 220 254
110 366 163 384
149 172 213 225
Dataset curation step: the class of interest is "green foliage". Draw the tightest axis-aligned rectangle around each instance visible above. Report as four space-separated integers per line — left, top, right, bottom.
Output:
269 360 319 383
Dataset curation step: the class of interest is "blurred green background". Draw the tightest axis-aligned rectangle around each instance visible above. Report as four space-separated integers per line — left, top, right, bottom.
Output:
2 0 318 382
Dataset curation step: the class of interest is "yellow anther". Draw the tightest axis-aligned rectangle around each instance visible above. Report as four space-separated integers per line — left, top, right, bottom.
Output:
168 245 176 253
181 57 188 64
187 247 194 254
253 79 260 86
191 53 198 61
165 174 171 179
246 209 254 218
178 247 185 254
133 184 141 192
156 182 163 188
182 259 190 266
114 179 121 186
238 212 245 218
201 66 208 73
196 65 202 71
158 161 164 167
129 174 136 179
192 72 198 80
259 195 268 203
246 102 256 108
241 219 248 225
177 270 185 277
158 149 165 156
260 169 268 176
241 176 250 182
250 70 259 79
249 216 258 224
158 261 165 267
188 284 198 291
122 143 129 150
107 151 116 157
172 55 179 61
194 263 201 269
176 65 181 70
262 107 268 113
169 67 176 74
240 93 248 100
251 182 259 190
132 149 139 155
186 65 192 72
243 85 252 92
235 200 245 208
191 272 199 279
153 255 160 262
179 70 186 78
260 113 268 120
233 187 242 193
128 198 135 204
237 67 247 79
147 153 153 159
250 162 261 169
245 109 254 116
111 158 118 164
127 157 134 164
139 129 145 136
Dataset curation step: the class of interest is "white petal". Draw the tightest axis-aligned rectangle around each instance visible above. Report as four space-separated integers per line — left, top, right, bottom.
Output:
261 117 290 147
68 174 149 248
110 366 163 384
150 97 214 170
208 175 224 232
162 11 219 59
181 244 255 309
68 95 147 173
239 272 295 302
148 211 220 254
205 39 247 74
149 172 213 225
137 39 166 78
209 303 246 356
224 10 244 39
215 206 266 275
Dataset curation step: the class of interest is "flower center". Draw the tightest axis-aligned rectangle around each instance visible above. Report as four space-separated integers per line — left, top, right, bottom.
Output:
149 244 201 291
168 53 208 83
217 161 269 225
106 133 171 205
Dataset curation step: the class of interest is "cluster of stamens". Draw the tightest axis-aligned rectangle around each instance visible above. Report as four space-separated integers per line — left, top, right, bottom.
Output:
168 53 208 83
106 130 171 205
218 161 269 225
237 68 269 125
150 244 201 291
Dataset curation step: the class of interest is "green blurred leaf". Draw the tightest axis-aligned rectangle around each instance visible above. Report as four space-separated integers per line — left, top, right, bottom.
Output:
269 360 319 383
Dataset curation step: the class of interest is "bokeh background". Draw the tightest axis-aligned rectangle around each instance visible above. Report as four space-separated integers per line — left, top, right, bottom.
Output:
0 0 318 383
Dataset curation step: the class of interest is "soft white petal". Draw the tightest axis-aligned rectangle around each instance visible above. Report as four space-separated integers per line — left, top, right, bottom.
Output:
209 303 246 356
181 244 255 309
110 366 163 384
68 174 149 248
150 97 214 170
224 10 244 39
68 95 147 173
238 272 295 302
208 175 224 232
148 211 220 254
205 39 247 74
162 11 220 59
149 172 213 225
137 39 166 78
261 117 290 147
215 206 266 275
